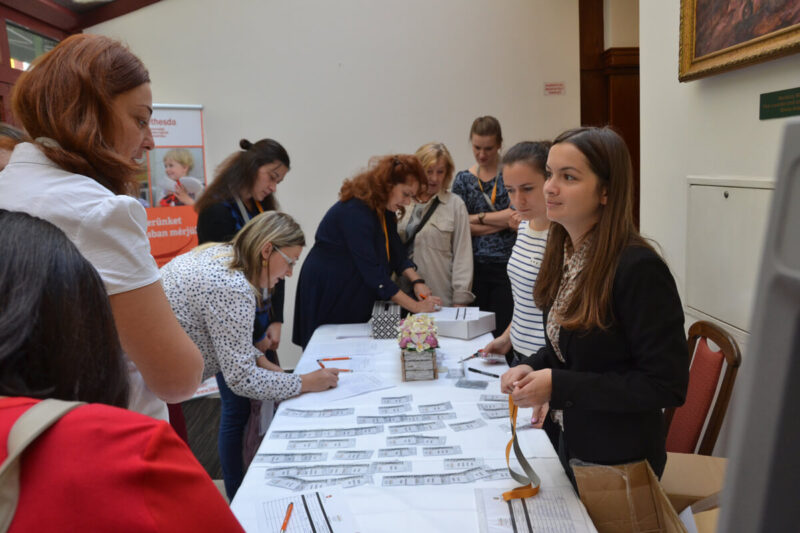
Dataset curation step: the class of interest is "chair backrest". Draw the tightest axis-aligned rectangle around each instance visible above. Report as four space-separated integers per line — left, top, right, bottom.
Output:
665 320 742 455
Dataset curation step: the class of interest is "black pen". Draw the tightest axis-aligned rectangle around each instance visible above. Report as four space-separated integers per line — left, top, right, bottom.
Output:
468 367 500 378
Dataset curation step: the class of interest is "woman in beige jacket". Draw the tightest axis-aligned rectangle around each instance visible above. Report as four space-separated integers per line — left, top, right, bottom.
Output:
397 143 475 306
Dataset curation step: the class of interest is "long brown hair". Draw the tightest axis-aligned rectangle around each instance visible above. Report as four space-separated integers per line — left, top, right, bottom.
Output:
11 34 150 195
339 155 426 218
194 138 290 213
533 126 652 330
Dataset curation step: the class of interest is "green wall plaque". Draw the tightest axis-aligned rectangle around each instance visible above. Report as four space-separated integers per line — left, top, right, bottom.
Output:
760 87 800 120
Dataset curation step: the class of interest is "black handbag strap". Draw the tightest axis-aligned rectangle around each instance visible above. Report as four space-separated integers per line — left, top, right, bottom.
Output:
404 197 441 247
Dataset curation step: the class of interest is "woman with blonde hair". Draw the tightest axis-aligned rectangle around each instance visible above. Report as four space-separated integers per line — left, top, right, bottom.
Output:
161 210 340 498
293 155 440 349
397 142 473 307
0 33 203 420
501 127 688 484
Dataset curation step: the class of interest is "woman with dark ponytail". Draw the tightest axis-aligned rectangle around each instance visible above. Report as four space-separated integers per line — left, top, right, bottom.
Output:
196 138 291 353
193 137 291 498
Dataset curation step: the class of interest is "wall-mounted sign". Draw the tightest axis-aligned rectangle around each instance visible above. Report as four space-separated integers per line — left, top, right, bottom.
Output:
544 82 566 96
760 87 800 120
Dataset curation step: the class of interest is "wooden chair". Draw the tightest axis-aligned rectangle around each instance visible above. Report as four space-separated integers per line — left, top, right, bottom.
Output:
665 320 742 455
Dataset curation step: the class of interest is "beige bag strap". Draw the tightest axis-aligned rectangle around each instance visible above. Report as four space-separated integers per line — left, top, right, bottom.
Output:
0 399 84 532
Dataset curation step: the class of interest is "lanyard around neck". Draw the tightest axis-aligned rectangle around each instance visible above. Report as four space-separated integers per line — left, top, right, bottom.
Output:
234 197 264 224
379 212 390 262
476 170 498 207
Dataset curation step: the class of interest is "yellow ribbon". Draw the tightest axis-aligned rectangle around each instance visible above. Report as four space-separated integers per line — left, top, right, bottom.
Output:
380 213 390 262
503 396 541 501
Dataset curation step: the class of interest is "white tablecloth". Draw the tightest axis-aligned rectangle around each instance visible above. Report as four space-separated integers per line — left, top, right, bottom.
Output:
231 324 595 532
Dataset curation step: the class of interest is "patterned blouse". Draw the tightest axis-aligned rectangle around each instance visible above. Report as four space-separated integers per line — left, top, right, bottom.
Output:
451 170 516 263
160 244 302 401
547 235 592 430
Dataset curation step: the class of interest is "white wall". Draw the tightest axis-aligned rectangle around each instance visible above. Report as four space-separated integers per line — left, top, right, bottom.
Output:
640 2 800 454
89 0 580 368
603 0 638 49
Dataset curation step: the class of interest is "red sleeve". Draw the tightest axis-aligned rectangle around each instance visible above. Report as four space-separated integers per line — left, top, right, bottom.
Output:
139 422 246 532
5 400 245 533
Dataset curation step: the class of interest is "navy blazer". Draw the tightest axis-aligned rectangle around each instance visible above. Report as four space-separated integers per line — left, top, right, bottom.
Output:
292 198 415 348
520 244 689 476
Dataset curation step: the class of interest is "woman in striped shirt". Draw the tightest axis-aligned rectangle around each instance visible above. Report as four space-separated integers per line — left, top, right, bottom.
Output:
482 141 551 366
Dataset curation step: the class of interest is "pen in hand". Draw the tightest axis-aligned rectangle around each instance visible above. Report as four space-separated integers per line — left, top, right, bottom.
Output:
280 502 294 532
317 360 351 372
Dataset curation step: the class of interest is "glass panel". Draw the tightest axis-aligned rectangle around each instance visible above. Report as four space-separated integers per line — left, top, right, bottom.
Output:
6 21 59 71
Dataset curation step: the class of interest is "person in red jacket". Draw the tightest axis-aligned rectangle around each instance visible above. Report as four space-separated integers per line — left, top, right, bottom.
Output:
0 210 244 532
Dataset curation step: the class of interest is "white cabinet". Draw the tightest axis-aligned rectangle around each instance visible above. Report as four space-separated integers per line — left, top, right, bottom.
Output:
685 177 774 333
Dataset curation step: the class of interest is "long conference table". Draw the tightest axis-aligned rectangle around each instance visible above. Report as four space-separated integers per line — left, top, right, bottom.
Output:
231 324 596 532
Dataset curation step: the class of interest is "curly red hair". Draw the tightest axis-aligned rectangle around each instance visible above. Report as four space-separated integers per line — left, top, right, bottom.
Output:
339 154 426 217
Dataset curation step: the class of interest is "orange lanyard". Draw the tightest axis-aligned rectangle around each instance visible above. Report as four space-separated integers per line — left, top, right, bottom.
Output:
255 201 264 214
380 213 390 262
503 396 541 501
477 174 498 206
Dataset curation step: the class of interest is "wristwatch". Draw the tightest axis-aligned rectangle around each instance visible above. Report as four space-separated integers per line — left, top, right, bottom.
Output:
478 212 486 224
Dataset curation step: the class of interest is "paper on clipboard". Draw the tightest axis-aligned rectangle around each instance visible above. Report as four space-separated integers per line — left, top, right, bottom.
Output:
258 488 361 532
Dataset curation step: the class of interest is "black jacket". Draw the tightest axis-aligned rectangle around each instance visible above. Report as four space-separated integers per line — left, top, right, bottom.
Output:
521 244 689 476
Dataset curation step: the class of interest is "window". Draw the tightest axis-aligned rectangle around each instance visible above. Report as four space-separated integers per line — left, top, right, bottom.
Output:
6 21 59 71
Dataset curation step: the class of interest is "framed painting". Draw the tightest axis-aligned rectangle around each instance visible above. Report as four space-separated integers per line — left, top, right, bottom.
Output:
679 0 800 82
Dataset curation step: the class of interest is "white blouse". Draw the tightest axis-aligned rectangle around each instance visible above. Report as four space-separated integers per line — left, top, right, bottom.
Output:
0 143 165 420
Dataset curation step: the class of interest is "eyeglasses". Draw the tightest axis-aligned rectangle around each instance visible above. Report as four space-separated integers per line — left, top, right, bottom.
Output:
274 247 297 268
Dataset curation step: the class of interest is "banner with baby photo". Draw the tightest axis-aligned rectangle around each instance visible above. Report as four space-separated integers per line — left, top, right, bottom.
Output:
140 104 207 266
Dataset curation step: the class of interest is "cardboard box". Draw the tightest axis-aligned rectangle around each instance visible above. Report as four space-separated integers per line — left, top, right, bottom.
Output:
574 454 727 533
573 460 687 533
660 452 727 513
435 311 495 339
692 508 720 533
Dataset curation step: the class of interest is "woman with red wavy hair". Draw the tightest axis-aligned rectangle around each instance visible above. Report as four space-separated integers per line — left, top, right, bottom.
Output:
0 34 203 420
292 155 441 349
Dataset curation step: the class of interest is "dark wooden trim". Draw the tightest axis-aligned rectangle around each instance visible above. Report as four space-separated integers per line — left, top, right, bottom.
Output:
602 47 640 69
0 0 79 31
579 0 604 70
0 1 162 33
76 0 161 31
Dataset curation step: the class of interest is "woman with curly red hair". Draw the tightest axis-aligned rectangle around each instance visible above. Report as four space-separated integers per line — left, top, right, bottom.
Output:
292 155 441 349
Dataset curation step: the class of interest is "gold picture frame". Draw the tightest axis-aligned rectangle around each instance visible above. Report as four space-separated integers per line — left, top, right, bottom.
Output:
679 0 800 82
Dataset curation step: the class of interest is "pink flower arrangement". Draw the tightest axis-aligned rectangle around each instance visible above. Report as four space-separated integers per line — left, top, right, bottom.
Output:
397 314 438 351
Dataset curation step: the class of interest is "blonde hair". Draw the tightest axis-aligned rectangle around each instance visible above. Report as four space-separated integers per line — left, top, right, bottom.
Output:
229 211 305 297
415 142 455 190
163 148 194 172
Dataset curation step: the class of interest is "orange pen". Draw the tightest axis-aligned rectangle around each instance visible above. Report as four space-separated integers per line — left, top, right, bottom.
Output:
318 357 351 362
280 502 294 532
317 360 326 369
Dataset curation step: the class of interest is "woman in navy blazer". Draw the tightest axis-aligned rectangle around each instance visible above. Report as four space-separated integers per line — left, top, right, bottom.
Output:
501 127 688 481
292 155 441 349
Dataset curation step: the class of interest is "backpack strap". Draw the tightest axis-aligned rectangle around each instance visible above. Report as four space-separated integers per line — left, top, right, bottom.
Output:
0 399 84 532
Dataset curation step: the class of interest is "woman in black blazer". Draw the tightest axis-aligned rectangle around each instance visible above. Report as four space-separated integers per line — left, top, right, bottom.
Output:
500 126 688 482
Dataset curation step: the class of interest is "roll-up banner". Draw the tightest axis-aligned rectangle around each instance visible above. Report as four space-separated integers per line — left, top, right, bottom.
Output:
139 104 207 266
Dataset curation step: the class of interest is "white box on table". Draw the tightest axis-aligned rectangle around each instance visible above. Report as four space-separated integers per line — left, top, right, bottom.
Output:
435 311 495 339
